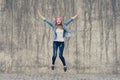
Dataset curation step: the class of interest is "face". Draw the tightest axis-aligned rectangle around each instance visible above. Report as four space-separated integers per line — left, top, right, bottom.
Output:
55 17 62 25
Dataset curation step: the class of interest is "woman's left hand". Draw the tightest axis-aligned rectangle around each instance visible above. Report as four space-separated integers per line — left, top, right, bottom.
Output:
72 9 80 19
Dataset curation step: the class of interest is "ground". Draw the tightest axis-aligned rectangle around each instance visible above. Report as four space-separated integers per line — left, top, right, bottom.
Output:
0 73 120 80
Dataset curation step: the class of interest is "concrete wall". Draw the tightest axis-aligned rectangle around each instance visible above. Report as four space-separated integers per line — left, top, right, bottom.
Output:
0 0 120 73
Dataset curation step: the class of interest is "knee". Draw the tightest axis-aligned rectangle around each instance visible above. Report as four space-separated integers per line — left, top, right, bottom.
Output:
52 55 57 59
59 55 63 59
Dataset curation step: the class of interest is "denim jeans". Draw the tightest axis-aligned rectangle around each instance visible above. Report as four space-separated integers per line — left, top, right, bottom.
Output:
52 41 66 66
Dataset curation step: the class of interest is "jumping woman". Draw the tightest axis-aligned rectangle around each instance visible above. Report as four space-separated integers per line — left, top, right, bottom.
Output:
38 10 79 72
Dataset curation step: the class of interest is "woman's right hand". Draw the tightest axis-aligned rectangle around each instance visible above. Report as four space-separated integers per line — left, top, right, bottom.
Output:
37 10 46 20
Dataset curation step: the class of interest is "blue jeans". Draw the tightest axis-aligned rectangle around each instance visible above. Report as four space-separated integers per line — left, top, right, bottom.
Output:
52 41 66 66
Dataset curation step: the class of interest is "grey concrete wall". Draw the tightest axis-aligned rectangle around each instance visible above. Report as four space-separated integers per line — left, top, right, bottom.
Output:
0 0 120 74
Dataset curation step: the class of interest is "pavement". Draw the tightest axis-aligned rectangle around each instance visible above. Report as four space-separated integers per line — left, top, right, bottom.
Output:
0 73 120 80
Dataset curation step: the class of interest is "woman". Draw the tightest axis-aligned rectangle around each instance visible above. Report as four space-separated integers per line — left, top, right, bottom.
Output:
38 10 79 72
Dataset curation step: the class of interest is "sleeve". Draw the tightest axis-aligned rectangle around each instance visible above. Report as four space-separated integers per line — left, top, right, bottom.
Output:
63 18 74 26
44 19 54 28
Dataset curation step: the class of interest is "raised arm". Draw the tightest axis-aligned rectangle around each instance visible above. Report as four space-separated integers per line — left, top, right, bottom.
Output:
64 11 80 26
71 10 80 20
37 10 54 27
38 10 46 20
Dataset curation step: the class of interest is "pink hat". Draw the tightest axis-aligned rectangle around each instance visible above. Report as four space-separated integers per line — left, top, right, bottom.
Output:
55 16 63 21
